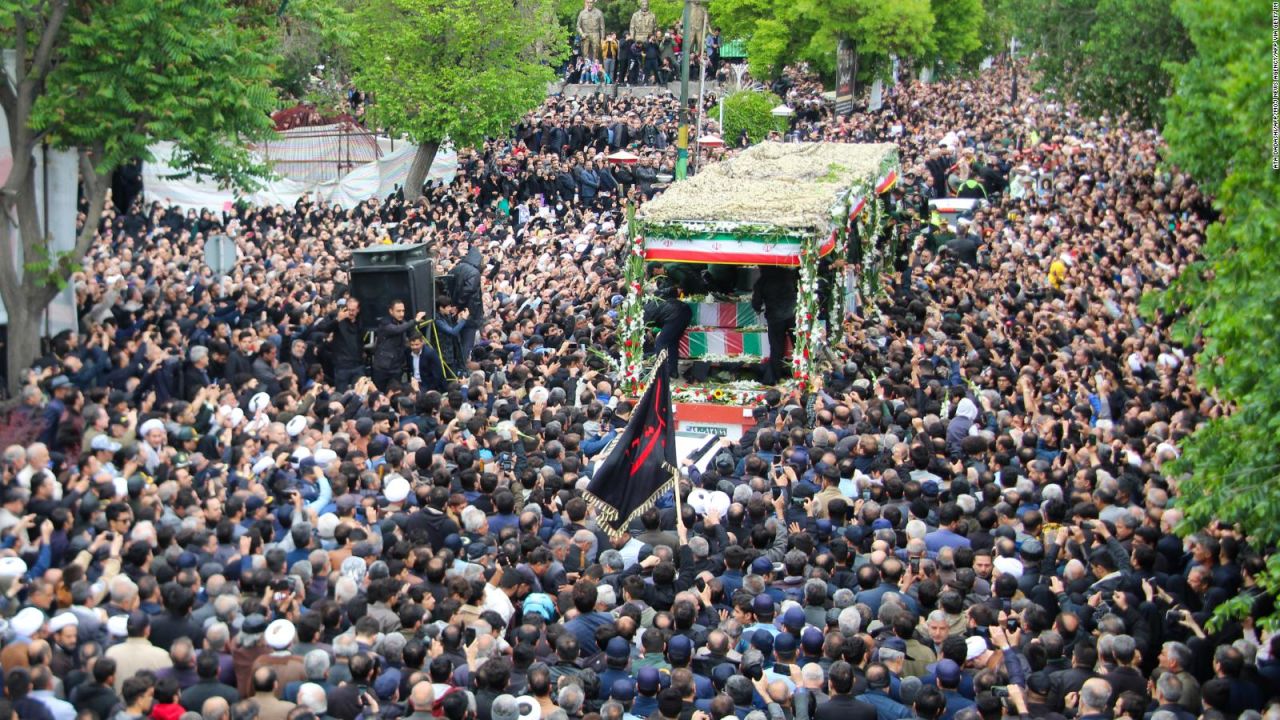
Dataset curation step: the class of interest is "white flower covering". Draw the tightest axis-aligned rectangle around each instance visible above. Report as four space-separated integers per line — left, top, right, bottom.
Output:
638 141 898 229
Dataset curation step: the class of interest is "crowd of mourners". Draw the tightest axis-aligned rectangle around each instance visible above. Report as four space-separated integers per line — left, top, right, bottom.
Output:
0 57 1276 720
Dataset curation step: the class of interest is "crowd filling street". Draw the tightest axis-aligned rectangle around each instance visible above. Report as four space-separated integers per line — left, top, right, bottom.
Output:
1 58 1275 720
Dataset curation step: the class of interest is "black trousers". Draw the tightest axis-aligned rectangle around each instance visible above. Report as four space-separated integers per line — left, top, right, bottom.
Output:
763 315 795 385
648 299 692 377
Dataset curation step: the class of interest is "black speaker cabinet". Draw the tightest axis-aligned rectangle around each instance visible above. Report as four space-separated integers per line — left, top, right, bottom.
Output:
348 244 436 331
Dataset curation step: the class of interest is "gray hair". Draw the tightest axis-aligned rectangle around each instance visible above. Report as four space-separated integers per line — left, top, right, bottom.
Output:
461 507 487 533
1163 641 1192 670
1149 712 1177 720
205 622 230 652
1079 680 1112 711
334 634 359 658
838 606 862 635
596 584 617 609
297 682 327 713
189 345 210 363
557 684 585 714
832 588 855 608
492 695 519 720
303 649 330 681
1155 672 1183 703
598 549 625 572
801 662 824 684
905 520 928 540
688 537 710 558
110 576 138 605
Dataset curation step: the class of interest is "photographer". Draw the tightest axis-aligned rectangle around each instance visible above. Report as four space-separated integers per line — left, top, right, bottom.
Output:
311 297 365 391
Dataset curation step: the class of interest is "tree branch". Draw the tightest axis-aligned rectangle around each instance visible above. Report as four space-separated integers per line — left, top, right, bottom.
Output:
72 144 111 267
28 0 70 87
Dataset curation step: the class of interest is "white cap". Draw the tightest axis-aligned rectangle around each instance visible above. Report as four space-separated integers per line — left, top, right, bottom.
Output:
291 446 312 466
687 488 709 514
314 448 338 466
107 615 129 638
252 456 276 476
287 415 309 437
49 612 79 633
965 635 988 661
230 408 246 427
993 556 1024 578
318 513 340 539
139 418 166 437
11 607 46 637
249 392 272 415
265 619 296 650
515 695 542 720
0 556 28 578
384 474 410 504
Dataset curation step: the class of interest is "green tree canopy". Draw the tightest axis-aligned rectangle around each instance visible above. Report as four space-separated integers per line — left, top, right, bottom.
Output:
714 89 783 146
1145 0 1280 627
348 0 566 200
712 0 935 81
1013 0 1191 126
0 0 278 394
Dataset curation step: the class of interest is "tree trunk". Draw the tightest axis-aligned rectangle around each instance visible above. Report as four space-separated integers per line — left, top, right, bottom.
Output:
403 141 440 202
4 301 39 398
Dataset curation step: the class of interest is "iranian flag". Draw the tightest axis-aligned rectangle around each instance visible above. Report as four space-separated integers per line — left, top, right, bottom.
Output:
680 330 771 358
693 302 760 328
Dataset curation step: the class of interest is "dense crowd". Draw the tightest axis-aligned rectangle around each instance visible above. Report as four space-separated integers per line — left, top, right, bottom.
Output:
0 57 1275 720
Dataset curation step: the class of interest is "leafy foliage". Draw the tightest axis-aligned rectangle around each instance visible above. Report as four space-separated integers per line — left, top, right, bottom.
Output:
713 90 782 146
348 0 566 152
274 0 359 101
1145 0 1280 627
23 0 279 187
711 0 937 81
1013 0 1191 127
930 0 985 68
558 0 683 36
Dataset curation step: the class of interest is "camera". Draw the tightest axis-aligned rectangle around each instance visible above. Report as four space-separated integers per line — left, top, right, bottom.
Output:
990 686 1010 699
1165 609 1185 624
498 452 514 471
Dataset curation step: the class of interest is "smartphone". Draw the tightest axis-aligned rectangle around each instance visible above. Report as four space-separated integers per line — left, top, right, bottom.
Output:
771 486 783 500
695 577 707 592
910 557 921 574
464 627 478 644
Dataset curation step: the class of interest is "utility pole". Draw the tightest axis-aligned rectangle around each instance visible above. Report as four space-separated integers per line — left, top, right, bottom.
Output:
676 0 692 180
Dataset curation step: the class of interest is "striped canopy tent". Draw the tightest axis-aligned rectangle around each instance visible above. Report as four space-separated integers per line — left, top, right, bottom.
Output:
618 141 901 392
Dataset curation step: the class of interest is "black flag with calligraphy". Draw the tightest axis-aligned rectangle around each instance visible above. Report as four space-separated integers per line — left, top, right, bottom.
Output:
583 352 678 536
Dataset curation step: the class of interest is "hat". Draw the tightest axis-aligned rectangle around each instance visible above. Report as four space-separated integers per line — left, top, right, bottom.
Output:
667 634 693 662
265 619 296 649
921 480 940 497
610 678 635 702
636 667 661 694
750 556 774 575
314 448 338 466
139 418 166 437
374 673 401 701
317 513 339 539
781 606 806 631
287 415 309 437
935 659 961 685
687 488 710 514
514 695 541 720
606 635 631 659
750 628 775 654
49 612 78 633
871 518 893 531
245 495 266 513
91 434 122 453
993 556 1024 578
801 627 824 654
1020 538 1045 559
107 614 128 638
249 392 271 414
11 607 45 637
251 456 276 476
965 635 988 661
752 594 775 616
384 475 410 503
0 556 28 579
50 374 72 390
774 632 797 655
241 614 269 634
879 637 907 661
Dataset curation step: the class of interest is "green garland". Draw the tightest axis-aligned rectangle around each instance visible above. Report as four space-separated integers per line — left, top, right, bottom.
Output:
619 206 648 395
635 220 809 244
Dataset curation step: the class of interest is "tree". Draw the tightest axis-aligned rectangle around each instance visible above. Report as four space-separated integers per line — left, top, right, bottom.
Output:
713 90 782 146
930 0 984 70
1013 0 1190 127
349 0 566 201
712 0 935 82
0 0 277 395
1144 0 1280 628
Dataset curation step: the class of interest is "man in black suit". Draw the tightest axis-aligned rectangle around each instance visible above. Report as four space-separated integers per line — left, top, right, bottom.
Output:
406 333 444 394
1049 643 1099 712
814 661 877 720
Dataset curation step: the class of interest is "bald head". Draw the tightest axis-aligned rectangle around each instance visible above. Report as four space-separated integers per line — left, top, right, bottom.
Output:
411 681 435 711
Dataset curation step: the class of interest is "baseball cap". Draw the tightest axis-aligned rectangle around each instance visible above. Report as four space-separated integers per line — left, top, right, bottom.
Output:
936 659 961 685
91 434 122 453
752 594 775 616
606 636 631 659
781 606 805 631
636 667 660 694
801 627 824 654
667 634 692 662
750 628 774 654
774 632 797 655
751 556 774 575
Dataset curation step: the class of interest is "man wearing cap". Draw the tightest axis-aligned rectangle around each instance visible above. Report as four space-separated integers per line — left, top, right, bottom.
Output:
932 659 974 720
251 619 306 698
735 594 780 653
1 606 47 670
597 636 634 698
105 611 174 692
48 612 79 678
